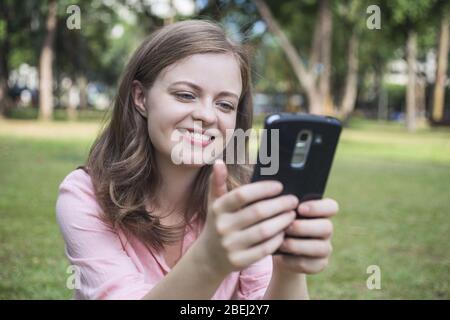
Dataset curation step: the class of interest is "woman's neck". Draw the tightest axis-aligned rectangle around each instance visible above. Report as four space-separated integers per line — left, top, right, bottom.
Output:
153 153 201 215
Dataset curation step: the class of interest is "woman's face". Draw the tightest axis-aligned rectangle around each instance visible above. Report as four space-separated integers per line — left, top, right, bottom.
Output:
136 53 242 167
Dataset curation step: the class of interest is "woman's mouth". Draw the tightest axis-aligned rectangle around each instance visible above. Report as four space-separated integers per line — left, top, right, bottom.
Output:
180 129 215 147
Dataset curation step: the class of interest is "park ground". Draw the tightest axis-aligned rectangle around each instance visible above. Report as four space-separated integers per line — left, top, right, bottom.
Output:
0 117 449 299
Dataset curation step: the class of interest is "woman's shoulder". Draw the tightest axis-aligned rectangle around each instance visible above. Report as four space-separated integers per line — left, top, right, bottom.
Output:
56 167 102 223
59 167 93 193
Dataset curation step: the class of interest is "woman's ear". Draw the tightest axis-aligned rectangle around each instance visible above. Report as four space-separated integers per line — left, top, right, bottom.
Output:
131 80 148 118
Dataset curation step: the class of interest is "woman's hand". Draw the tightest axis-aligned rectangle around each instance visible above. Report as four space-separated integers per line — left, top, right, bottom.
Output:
273 198 339 274
195 160 299 276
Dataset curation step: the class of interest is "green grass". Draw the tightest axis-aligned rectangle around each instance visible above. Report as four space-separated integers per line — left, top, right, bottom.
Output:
0 117 449 299
5 107 110 122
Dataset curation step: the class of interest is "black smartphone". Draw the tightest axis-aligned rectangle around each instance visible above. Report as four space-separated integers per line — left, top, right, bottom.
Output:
251 112 341 201
250 113 341 253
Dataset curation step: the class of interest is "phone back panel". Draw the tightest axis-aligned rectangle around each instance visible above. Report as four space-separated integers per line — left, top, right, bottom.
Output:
251 113 342 202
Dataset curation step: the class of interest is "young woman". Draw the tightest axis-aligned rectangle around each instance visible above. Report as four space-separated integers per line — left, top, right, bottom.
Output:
56 20 338 300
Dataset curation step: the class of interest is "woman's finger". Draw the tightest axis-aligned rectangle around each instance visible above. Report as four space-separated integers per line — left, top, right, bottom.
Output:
278 238 333 258
228 232 285 268
297 198 339 218
221 211 296 250
285 218 333 239
215 194 299 234
214 180 283 213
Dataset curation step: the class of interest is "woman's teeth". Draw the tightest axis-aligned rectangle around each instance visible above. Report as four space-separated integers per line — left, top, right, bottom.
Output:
185 131 211 141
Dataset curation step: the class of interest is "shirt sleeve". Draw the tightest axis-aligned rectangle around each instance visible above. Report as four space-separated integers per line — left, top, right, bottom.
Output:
55 170 155 300
232 255 273 300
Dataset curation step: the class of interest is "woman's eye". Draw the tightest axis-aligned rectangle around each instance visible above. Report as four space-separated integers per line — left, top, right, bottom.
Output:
175 92 195 100
217 102 235 110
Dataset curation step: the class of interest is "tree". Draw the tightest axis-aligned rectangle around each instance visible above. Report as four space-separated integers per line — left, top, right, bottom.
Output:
56 0 123 119
386 0 437 131
432 8 449 122
253 0 334 115
0 1 40 118
0 5 13 118
339 29 359 119
334 0 371 119
253 0 372 118
405 29 418 131
38 0 57 121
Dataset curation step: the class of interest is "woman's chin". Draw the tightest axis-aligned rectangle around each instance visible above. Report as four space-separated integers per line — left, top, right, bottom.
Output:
170 153 217 168
180 162 207 169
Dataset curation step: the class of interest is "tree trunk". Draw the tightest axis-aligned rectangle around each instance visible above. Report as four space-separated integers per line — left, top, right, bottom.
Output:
0 65 12 119
377 71 389 120
67 80 79 122
253 0 328 115
416 76 426 124
164 0 175 25
318 0 334 115
406 30 417 132
77 75 88 110
432 13 449 122
306 87 323 115
0 20 13 118
38 0 57 121
339 29 359 119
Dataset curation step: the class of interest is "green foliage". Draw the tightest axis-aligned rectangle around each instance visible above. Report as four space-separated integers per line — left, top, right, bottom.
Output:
1 0 448 117
53 0 141 85
387 0 437 26
253 34 299 92
0 0 42 69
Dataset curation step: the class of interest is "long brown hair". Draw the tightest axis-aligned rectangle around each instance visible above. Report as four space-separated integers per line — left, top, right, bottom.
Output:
80 20 254 251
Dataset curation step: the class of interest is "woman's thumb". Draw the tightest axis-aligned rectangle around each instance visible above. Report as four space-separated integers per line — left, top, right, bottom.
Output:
208 159 228 203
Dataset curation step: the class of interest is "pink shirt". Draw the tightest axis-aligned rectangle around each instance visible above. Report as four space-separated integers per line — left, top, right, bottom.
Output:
56 169 273 300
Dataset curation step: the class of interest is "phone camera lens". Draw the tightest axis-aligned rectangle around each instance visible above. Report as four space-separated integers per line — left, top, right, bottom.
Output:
300 133 308 141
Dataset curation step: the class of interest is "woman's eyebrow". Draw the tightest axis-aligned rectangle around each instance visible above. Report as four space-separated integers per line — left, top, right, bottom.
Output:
169 80 239 100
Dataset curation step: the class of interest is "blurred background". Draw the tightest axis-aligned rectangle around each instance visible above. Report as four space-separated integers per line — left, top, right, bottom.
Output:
0 0 449 299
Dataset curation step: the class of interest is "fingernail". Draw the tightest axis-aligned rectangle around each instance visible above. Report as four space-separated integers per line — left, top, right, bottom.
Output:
274 181 283 191
299 203 310 214
289 195 299 205
290 211 297 219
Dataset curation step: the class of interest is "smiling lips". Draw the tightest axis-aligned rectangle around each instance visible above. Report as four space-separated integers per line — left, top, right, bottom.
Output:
180 128 215 147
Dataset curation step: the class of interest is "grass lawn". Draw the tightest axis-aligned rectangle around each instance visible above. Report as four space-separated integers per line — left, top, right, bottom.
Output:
0 117 449 299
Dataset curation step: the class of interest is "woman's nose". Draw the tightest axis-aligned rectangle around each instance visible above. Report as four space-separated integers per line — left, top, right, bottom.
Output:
191 101 217 125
